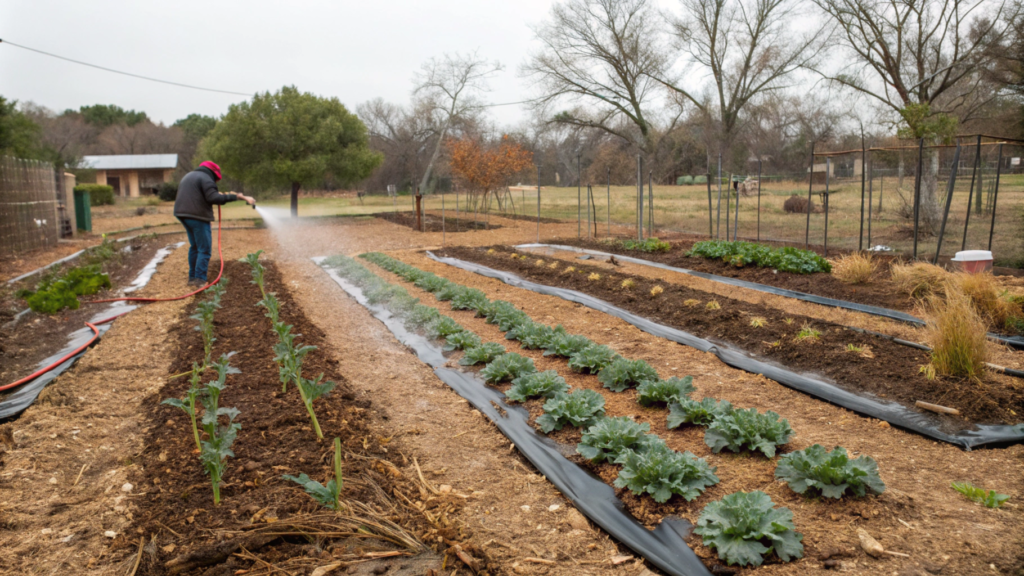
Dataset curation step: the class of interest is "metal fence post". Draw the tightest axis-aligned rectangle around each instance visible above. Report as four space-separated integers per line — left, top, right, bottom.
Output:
441 191 446 246
805 143 814 248
607 167 611 237
988 144 1004 251
726 172 731 241
867 153 873 248
912 138 924 259
536 165 541 243
756 160 762 242
961 134 982 251
716 153 723 240
824 158 830 256
648 170 653 237
859 138 866 251
934 142 962 263
577 151 581 240
706 163 713 237
637 155 644 241
733 173 740 241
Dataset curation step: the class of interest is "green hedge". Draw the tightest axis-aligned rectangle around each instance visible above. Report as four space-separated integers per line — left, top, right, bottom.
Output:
74 184 115 206
693 175 708 185
677 175 694 185
157 181 178 202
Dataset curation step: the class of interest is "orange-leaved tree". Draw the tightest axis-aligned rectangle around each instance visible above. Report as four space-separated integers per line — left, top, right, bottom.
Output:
447 135 533 219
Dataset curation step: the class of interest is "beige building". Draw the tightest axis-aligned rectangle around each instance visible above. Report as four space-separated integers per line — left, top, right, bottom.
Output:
82 154 178 197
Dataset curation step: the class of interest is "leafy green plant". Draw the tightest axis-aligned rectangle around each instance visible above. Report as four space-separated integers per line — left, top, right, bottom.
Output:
614 441 719 503
161 362 207 451
295 373 336 440
621 237 671 252
243 250 266 296
688 240 830 274
259 291 281 324
705 408 793 457
952 481 1010 508
795 324 821 341
273 324 316 392
775 445 885 499
505 371 570 402
435 282 464 302
414 273 451 293
191 293 222 368
543 332 592 357
408 304 441 328
483 302 531 331
576 416 651 463
444 330 482 351
459 342 506 366
198 354 242 505
426 315 465 339
695 491 804 567
596 358 659 392
284 438 345 510
567 344 619 374
21 265 112 314
450 287 489 312
479 353 537 383
637 376 694 406
667 397 733 428
536 390 606 433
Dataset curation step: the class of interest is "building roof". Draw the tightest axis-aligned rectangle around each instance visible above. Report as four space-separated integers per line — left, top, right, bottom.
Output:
82 154 178 170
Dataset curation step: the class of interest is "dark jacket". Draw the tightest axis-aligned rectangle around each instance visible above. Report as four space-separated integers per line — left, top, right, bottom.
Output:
174 167 238 222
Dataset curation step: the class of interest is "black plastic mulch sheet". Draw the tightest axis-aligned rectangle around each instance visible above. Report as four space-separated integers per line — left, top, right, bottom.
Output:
315 257 712 576
515 243 1024 351
0 243 182 421
428 252 1024 450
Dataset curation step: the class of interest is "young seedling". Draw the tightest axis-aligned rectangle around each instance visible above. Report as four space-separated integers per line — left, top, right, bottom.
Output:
684 299 701 307
161 361 206 451
845 343 863 353
588 273 601 281
706 300 721 310
621 279 636 290
750 317 767 328
284 438 345 510
199 354 242 505
243 250 266 297
273 325 317 392
952 482 1010 508
795 324 821 341
295 373 336 440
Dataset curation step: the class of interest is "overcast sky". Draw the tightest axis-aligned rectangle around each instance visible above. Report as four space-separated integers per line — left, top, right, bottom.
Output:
1 0 560 126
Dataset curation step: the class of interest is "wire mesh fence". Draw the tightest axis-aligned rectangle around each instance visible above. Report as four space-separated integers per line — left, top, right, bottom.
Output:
0 156 60 255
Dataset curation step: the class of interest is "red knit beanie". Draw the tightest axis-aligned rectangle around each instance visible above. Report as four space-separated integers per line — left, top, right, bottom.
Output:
199 161 222 180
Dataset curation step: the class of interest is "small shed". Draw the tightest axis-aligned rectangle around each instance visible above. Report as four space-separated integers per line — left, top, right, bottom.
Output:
82 154 178 197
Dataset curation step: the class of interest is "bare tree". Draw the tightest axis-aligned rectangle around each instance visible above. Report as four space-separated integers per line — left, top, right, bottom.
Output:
523 0 673 155
656 0 825 165
414 52 502 194
20 103 97 169
812 0 1020 226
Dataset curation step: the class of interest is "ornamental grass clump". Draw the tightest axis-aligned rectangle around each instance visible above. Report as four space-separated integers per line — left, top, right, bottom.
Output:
459 342 506 365
831 253 876 284
505 370 569 402
614 441 719 503
890 261 948 298
597 358 659 392
925 283 988 379
576 416 651 463
705 407 793 457
284 438 345 511
695 491 804 567
537 390 606 432
775 445 885 499
955 272 1019 328
480 353 537 383
637 376 694 406
667 397 733 428
568 343 619 374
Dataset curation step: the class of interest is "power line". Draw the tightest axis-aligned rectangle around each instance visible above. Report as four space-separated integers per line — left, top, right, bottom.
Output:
0 38 253 97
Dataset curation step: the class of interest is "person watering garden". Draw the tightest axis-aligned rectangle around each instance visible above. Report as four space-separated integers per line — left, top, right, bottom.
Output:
174 161 255 286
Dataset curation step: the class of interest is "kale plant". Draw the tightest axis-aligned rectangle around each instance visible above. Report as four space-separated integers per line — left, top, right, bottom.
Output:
637 376 694 406
505 371 569 402
667 398 733 428
576 416 651 463
705 408 793 457
459 342 506 365
426 315 465 339
284 438 344 511
407 304 441 328
614 442 719 503
414 273 451 293
695 491 804 567
507 322 559 349
596 358 659 392
620 237 671 252
567 344 619 374
480 353 537 383
449 287 489 312
543 333 592 357
775 445 885 499
536 390 606 433
444 330 482 351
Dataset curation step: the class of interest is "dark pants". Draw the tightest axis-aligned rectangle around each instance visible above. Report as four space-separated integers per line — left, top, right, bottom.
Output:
178 217 212 281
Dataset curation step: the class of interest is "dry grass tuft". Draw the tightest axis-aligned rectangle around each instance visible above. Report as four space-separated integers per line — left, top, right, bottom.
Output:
954 272 1019 327
563 266 576 274
706 300 721 310
891 262 949 298
621 278 635 290
548 261 559 269
535 259 545 266
831 253 877 284
684 299 700 307
925 282 988 380
588 272 601 281
650 285 664 297
750 317 767 328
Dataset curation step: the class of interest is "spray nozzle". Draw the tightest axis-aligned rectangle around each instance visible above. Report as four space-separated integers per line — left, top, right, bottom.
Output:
252 201 257 210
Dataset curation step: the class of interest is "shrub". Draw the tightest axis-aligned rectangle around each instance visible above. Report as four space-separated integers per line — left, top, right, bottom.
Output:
831 253 876 284
925 284 988 379
621 237 671 252
890 262 948 298
775 445 885 499
613 441 719 503
693 175 708 185
543 333 592 357
506 370 569 402
480 353 537 383
567 343 619 373
782 195 813 214
536 390 606 432
459 342 506 366
668 397 733 428
577 416 651 463
705 408 793 457
637 376 694 406
597 357 659 392
695 491 804 567
75 184 115 206
157 181 178 202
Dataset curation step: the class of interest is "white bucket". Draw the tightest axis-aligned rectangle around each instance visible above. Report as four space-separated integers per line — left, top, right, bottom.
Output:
951 250 993 273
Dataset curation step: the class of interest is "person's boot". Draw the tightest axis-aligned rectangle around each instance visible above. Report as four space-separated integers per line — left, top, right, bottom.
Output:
188 278 204 287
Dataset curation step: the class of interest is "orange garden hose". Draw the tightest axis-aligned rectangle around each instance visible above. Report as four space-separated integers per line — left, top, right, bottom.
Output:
1 207 225 392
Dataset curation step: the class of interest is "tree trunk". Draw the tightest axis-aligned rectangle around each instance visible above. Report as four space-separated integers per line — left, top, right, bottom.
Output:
418 118 451 195
920 148 941 232
290 182 300 218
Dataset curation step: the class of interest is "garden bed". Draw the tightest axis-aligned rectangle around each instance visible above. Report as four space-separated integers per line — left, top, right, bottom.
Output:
0 237 165 396
376 210 502 232
123 260 438 575
436 246 1024 429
